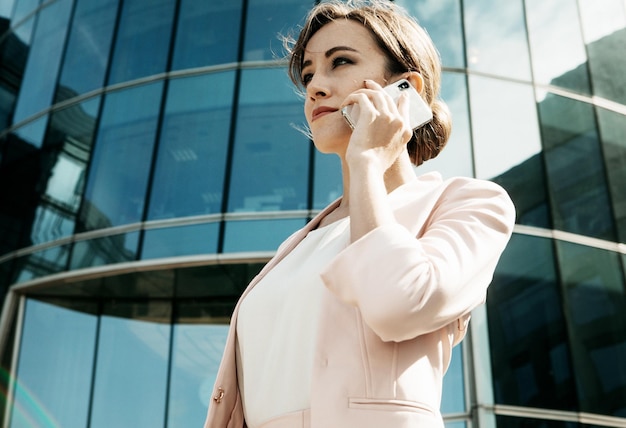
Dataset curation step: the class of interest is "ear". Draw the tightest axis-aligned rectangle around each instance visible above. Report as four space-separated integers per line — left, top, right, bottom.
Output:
405 71 424 94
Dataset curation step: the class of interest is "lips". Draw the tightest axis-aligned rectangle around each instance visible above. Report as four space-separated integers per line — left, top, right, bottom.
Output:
312 106 338 122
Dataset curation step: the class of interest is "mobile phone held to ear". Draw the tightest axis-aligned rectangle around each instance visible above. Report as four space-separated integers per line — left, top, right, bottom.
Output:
341 79 433 131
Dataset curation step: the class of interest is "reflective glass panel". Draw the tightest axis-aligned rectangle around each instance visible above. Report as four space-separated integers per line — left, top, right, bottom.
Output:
579 0 626 105
13 243 70 283
396 0 464 68
417 72 473 179
56 0 119 101
175 263 264 298
30 97 100 245
11 113 46 148
444 422 467 428
69 231 139 269
80 82 163 231
556 241 626 417
243 0 311 61
222 218 306 253
12 0 73 124
0 115 48 253
227 68 309 212
496 415 580 427
469 76 547 227
11 299 96 428
312 150 342 210
596 108 626 243
441 345 465 413
0 0 14 19
538 93 615 241
9 0 39 23
167 302 230 428
0 10 35 130
107 0 176 85
525 0 590 94
463 0 531 81
171 0 243 70
148 73 234 220
90 301 171 428
141 223 219 260
488 234 575 410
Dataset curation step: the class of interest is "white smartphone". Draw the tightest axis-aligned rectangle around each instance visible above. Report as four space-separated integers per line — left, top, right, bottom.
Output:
341 79 432 130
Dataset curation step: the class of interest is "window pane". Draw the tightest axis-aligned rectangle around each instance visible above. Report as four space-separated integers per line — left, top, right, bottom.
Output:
556 242 626 417
13 244 70 283
223 218 306 252
227 68 309 212
243 0 311 61
69 231 139 269
496 415 581 427
11 113 47 148
9 0 40 23
148 73 234 220
488 234 575 410
11 299 96 428
313 150 341 210
175 263 263 298
80 82 163 231
12 0 73 124
538 93 615 240
31 97 100 245
579 0 626 105
107 0 176 85
0 0 15 19
596 107 626 243
168 302 230 428
171 0 243 70
0 115 48 253
56 0 119 101
441 344 465 413
469 76 547 227
525 0 590 95
464 0 531 81
417 72 473 179
90 302 171 428
396 0 464 68
141 223 219 260
0 12 36 130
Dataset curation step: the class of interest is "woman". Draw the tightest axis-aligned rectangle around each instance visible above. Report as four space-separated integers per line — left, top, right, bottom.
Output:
204 1 515 427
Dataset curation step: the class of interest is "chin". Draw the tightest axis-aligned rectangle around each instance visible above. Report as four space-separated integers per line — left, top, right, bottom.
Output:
312 133 349 156
311 123 351 153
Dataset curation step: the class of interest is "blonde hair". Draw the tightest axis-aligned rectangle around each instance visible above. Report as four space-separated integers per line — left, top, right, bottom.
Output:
285 0 451 166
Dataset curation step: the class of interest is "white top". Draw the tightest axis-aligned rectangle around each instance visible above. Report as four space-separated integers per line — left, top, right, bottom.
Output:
236 218 350 428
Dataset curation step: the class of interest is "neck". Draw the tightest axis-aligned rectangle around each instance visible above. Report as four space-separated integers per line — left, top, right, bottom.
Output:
338 152 416 209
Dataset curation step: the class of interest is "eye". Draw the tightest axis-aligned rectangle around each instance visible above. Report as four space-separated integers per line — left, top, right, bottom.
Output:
301 73 313 87
332 56 353 68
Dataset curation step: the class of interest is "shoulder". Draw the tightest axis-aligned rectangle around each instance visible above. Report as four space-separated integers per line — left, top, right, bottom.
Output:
414 172 516 227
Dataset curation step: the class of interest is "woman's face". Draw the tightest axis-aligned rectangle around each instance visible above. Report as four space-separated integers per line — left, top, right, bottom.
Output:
301 20 393 154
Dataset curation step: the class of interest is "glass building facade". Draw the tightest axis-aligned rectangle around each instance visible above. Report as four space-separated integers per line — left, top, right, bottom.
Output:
0 0 624 426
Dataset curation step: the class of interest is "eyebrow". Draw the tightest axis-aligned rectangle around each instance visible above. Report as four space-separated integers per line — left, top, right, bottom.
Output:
301 46 359 70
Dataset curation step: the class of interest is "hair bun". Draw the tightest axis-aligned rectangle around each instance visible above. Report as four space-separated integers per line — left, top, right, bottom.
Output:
409 99 452 166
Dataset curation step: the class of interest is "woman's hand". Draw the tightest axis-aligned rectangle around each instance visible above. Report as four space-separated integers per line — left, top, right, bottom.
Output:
341 79 413 176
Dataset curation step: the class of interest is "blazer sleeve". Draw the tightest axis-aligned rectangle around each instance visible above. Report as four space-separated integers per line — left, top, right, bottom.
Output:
320 177 515 342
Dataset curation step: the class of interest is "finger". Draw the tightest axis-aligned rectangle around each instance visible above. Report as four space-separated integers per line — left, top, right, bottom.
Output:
396 91 411 126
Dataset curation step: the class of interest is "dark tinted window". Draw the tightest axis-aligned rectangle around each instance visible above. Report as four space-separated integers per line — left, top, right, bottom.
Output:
171 0 243 70
56 0 119 101
80 83 163 231
107 0 176 85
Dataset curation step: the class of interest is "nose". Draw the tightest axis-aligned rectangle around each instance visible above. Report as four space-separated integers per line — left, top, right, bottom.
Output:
306 74 330 100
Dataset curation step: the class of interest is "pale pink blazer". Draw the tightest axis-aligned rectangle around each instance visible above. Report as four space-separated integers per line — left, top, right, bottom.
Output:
204 172 516 428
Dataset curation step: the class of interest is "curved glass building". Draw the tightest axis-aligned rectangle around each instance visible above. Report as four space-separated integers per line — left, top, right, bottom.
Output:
0 0 624 427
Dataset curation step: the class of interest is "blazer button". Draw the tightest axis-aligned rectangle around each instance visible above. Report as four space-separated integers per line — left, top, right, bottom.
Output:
213 387 225 403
